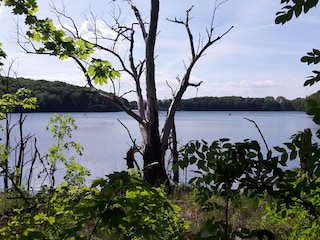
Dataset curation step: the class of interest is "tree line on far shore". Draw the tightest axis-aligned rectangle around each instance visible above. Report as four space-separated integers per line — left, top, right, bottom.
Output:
0 76 310 112
164 95 306 111
0 76 130 112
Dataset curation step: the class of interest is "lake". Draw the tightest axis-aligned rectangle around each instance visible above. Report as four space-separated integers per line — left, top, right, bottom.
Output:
1 111 318 185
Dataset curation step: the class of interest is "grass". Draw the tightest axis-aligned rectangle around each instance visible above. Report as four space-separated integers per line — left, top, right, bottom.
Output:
169 185 269 238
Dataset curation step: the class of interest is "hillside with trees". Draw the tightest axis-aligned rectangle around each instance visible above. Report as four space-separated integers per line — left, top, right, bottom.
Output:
0 76 131 112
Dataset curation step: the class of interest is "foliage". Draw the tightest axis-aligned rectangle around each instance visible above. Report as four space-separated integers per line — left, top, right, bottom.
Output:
2 0 119 86
44 114 90 188
272 9 320 238
261 199 320 240
0 88 37 114
0 107 187 239
87 59 120 86
300 48 320 89
76 171 188 239
177 131 320 239
177 139 276 239
276 0 320 132
0 88 38 192
0 171 189 239
4 0 117 84
275 0 318 24
2 0 38 15
0 42 6 68
0 191 27 214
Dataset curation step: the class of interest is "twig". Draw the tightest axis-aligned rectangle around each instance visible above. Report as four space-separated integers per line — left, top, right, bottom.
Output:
117 119 136 144
244 118 269 151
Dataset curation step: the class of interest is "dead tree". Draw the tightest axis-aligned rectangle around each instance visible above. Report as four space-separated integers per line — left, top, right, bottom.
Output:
16 0 233 185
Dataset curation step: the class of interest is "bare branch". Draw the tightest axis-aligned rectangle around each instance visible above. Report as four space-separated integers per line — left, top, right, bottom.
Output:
161 2 233 150
16 19 38 54
166 80 176 96
120 89 136 98
188 81 203 87
209 0 229 35
126 0 147 40
71 56 144 125
244 118 270 151
185 6 195 59
117 119 137 146
50 2 79 38
167 6 196 59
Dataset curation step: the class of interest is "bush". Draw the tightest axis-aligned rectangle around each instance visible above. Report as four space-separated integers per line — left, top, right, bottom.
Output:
0 171 189 239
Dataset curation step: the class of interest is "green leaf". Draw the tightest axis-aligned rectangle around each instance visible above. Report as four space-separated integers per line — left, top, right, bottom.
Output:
274 146 286 153
86 59 120 85
301 56 313 64
91 177 105 188
294 4 303 17
280 152 288 165
276 0 318 24
290 150 297 160
101 208 126 226
304 0 319 13
275 12 289 24
47 216 56 225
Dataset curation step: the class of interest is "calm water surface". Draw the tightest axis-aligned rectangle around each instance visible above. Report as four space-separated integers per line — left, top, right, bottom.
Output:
2 111 318 183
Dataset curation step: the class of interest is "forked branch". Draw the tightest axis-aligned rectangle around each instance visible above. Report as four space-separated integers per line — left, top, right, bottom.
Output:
161 1 233 150
126 0 147 40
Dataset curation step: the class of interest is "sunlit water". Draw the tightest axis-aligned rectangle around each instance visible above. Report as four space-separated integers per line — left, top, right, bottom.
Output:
1 111 318 187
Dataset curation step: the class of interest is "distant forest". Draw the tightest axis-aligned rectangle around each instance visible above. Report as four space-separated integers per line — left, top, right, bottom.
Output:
0 76 131 112
0 76 308 112
161 96 306 111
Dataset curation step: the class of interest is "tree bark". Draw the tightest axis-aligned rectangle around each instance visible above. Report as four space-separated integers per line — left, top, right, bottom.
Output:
297 128 312 176
142 0 168 185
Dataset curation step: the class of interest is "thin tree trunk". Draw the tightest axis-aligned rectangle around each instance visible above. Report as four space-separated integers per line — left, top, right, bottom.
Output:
142 0 169 185
4 113 10 192
172 119 179 183
17 113 25 186
298 128 312 176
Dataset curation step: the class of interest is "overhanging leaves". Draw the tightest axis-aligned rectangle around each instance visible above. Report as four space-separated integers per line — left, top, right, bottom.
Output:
3 0 38 15
87 58 120 85
275 0 319 24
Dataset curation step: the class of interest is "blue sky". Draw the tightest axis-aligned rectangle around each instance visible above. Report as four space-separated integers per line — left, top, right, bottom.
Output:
0 0 319 101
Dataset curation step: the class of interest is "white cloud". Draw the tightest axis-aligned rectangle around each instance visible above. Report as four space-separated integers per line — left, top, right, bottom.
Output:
78 20 117 40
249 80 282 87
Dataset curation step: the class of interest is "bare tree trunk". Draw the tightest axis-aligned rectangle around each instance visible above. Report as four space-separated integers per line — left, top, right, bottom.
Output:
142 0 168 185
17 113 25 186
171 119 179 183
3 113 10 192
297 128 312 176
